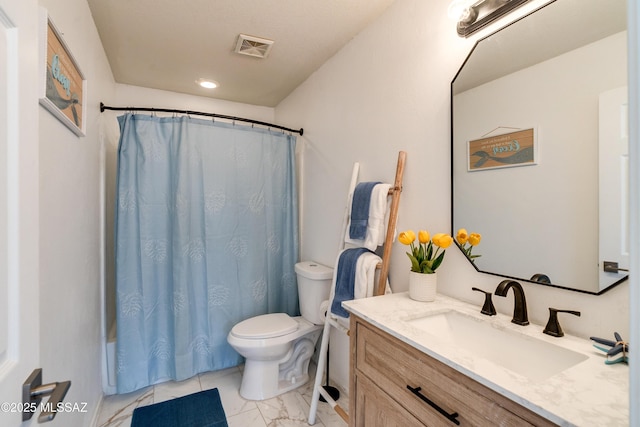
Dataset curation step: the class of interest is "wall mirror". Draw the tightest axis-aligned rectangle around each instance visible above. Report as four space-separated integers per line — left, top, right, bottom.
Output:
451 0 628 294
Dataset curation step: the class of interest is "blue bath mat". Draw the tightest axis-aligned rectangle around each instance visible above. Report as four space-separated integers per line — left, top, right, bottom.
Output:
131 388 228 427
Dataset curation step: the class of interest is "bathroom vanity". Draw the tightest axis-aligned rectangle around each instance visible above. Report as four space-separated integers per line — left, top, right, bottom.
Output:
343 293 628 426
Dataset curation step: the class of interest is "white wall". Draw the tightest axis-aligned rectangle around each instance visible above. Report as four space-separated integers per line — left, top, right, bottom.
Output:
276 0 631 392
37 0 115 425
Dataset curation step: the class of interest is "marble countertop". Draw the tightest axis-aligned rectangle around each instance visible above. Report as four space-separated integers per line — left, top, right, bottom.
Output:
343 292 628 427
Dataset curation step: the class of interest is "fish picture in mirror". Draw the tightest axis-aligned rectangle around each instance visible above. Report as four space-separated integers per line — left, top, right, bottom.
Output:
468 128 535 170
451 0 628 294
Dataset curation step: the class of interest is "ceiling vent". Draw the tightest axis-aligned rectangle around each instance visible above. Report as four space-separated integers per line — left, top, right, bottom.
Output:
234 34 274 59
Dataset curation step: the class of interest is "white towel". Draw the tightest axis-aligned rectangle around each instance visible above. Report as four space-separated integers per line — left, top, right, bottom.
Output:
354 251 392 299
328 249 392 321
344 183 392 250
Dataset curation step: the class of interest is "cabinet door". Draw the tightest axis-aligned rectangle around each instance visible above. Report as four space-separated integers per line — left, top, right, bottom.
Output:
355 375 425 427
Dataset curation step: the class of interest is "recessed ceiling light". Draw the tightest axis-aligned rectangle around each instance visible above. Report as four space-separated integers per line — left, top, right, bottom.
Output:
196 78 218 89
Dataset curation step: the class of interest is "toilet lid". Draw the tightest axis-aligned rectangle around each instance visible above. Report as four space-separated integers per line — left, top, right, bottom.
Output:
231 313 298 339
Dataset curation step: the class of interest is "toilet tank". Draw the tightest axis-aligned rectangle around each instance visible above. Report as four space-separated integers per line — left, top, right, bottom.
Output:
295 261 333 325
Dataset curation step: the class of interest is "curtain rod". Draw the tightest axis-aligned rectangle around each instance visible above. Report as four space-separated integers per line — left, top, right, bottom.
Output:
99 102 304 136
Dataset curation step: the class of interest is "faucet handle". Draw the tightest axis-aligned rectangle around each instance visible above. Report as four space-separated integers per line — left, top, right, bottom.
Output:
543 308 581 337
471 287 496 316
530 273 551 284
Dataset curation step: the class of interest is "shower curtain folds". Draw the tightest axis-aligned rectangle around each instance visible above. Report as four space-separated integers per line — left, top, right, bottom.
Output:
115 113 299 394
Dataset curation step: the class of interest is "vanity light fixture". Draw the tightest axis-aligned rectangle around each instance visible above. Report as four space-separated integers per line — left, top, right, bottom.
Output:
451 0 530 37
448 0 474 21
196 78 218 89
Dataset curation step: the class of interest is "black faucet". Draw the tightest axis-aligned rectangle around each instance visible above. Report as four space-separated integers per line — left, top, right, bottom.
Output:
543 308 581 337
494 280 529 325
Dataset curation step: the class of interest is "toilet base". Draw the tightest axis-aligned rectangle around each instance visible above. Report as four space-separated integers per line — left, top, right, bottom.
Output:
239 332 320 400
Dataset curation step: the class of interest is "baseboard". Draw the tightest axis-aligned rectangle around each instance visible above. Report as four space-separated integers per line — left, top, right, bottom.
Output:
90 393 104 427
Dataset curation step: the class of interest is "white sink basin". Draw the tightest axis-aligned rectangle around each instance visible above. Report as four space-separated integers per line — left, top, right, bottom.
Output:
408 310 588 382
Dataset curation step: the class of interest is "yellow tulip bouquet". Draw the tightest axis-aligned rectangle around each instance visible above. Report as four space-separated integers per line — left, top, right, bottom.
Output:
456 228 482 260
398 230 453 274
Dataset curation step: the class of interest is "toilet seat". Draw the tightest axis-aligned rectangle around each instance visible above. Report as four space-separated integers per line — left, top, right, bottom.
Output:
231 313 298 339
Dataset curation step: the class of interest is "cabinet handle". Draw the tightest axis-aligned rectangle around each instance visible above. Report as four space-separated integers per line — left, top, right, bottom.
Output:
407 385 460 425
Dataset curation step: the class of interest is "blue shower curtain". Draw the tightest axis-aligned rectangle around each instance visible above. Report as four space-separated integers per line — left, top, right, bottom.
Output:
115 114 299 394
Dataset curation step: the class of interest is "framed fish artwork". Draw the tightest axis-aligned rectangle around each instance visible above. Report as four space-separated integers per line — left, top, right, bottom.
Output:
38 8 87 136
467 128 536 171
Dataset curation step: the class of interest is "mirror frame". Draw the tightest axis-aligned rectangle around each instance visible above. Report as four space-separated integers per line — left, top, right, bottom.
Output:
450 0 628 295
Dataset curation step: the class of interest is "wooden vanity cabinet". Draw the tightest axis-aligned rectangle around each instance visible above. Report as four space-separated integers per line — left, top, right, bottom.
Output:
349 315 556 427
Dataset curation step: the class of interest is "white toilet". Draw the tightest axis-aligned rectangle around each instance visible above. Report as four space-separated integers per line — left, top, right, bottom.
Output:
227 261 333 400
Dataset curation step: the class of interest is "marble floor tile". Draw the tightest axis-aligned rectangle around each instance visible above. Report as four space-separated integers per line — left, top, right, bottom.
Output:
96 387 153 427
308 386 349 427
256 390 317 426
226 407 268 427
152 375 202 404
95 364 348 427
200 366 258 417
301 363 348 427
199 365 241 382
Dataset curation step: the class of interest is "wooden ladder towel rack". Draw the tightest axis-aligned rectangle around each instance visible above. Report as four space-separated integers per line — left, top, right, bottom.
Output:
307 150 406 425
375 151 406 296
